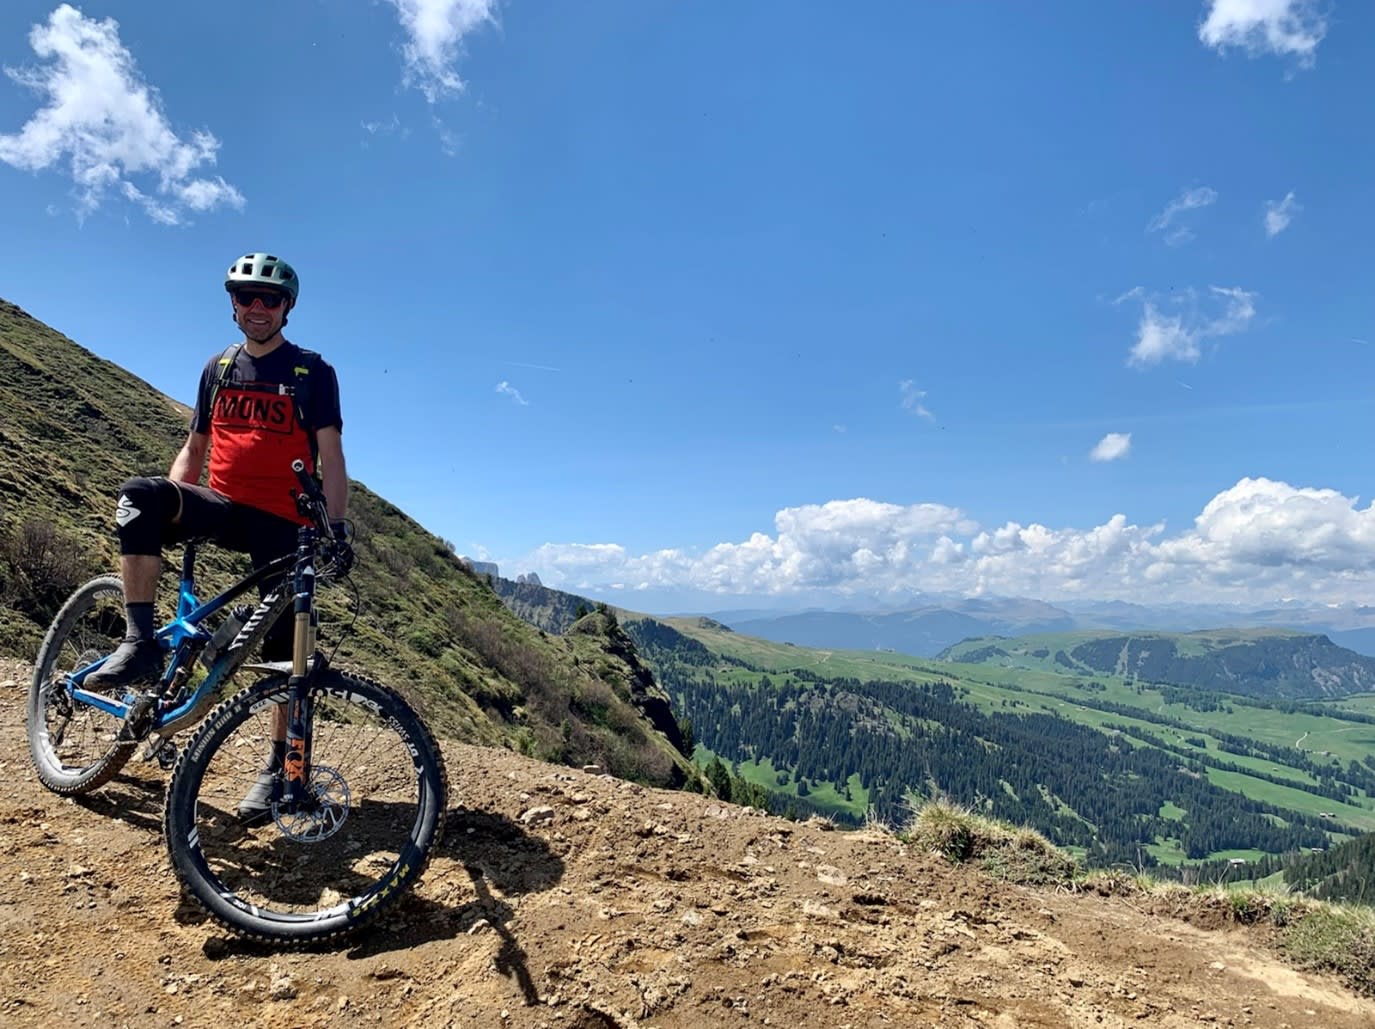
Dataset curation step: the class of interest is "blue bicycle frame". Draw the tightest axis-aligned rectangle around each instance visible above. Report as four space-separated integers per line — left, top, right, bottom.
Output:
65 544 297 733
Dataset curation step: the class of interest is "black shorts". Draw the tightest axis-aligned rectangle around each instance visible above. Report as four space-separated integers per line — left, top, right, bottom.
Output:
115 477 302 658
116 476 300 567
169 481 302 569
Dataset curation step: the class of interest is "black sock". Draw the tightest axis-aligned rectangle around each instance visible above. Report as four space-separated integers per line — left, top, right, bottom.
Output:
126 602 155 641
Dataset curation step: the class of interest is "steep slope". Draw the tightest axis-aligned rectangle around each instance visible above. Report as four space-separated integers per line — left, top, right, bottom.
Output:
1 660 1373 1027
1284 831 1375 905
0 298 697 789
941 629 1375 700
491 575 593 635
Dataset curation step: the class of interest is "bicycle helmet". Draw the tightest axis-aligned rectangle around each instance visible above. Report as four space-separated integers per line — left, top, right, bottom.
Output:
224 252 300 302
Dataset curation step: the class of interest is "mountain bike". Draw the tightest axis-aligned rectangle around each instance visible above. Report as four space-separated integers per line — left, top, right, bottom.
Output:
26 461 448 944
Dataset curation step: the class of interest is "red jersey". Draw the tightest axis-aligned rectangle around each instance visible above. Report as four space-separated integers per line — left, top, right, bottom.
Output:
191 342 343 524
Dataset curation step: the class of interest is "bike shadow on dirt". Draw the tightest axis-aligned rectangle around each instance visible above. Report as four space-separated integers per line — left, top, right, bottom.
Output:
72 769 167 835
199 805 565 1003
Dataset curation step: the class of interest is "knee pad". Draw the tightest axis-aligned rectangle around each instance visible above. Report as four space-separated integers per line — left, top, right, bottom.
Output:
115 477 180 556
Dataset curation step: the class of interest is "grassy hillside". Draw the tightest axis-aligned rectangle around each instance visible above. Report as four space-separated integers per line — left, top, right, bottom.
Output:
940 629 1375 699
1285 829 1375 904
0 297 700 790
622 615 1375 872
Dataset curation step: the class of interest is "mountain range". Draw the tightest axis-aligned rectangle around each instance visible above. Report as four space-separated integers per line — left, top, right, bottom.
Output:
712 595 1375 658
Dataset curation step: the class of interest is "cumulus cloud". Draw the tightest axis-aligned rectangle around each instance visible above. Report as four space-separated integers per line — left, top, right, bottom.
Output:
1264 191 1300 236
495 380 527 405
388 0 498 102
1090 433 1132 462
1124 286 1258 367
0 5 243 224
1147 186 1217 246
1199 0 1327 65
517 479 1375 606
899 380 935 421
527 499 980 598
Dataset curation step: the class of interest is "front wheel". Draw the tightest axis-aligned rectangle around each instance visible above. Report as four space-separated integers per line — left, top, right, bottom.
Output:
164 670 448 944
27 575 138 794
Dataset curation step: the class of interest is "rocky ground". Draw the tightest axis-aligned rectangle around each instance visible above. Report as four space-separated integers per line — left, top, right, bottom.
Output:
1 657 1372 1028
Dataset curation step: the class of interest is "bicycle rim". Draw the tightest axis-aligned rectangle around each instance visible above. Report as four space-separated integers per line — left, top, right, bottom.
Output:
165 671 446 943
28 576 137 794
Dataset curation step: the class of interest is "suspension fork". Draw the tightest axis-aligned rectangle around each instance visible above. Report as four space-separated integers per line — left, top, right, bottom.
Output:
283 525 319 808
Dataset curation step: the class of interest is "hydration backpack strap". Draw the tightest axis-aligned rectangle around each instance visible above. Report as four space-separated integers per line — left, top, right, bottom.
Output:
288 349 323 434
207 342 246 422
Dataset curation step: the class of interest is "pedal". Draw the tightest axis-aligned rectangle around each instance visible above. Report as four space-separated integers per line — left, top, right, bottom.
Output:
155 739 178 771
141 733 177 769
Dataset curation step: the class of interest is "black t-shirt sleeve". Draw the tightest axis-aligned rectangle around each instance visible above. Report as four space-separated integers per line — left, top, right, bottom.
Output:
189 355 220 434
309 359 343 433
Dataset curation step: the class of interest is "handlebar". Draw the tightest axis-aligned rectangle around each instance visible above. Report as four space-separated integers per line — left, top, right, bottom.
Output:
291 460 354 576
291 459 332 535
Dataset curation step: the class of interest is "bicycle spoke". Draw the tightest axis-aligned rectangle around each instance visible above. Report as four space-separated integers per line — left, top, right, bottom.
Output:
168 673 444 939
28 577 137 794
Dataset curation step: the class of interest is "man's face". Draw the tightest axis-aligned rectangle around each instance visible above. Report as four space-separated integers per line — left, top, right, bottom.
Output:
231 287 290 342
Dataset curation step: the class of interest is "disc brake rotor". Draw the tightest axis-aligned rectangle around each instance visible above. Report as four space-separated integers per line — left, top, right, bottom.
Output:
272 764 350 842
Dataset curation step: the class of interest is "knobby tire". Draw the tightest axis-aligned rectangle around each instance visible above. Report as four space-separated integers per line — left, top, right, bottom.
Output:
164 670 447 944
27 575 138 795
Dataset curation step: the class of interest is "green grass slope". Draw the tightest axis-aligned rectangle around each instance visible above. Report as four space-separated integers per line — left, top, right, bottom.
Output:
625 616 1375 870
940 628 1375 700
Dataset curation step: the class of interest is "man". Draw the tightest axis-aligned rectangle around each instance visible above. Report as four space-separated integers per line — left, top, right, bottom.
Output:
89 251 348 819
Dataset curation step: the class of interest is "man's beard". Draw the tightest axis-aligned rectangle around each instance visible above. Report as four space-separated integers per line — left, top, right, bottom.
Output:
239 314 281 344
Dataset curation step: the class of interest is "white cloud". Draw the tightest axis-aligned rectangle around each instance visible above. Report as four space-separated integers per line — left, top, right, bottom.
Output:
1264 190 1300 236
1205 286 1257 335
495 380 527 405
1199 0 1327 65
1130 304 1197 366
388 0 498 102
1090 433 1132 462
1147 186 1217 246
0 5 243 224
899 380 935 421
1125 286 1258 367
517 479 1375 606
362 115 406 136
432 114 462 157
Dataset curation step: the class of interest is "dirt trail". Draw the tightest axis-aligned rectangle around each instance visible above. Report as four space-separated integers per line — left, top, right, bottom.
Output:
1 658 1372 1028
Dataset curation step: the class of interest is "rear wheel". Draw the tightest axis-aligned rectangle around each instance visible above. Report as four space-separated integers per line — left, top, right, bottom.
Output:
164 670 447 944
27 576 138 794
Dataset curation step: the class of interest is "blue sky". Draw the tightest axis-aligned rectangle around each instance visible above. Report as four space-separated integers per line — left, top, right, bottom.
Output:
2 1 1373 611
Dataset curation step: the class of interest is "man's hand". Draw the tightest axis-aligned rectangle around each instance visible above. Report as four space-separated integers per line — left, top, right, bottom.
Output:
329 520 354 576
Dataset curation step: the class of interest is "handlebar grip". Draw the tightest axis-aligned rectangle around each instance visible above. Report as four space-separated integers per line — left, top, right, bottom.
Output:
290 460 334 537
292 460 320 497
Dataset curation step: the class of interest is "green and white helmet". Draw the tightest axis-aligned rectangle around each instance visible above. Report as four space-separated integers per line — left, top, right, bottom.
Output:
224 252 300 302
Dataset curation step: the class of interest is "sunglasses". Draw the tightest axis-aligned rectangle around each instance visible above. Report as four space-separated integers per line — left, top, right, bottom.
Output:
231 288 287 310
